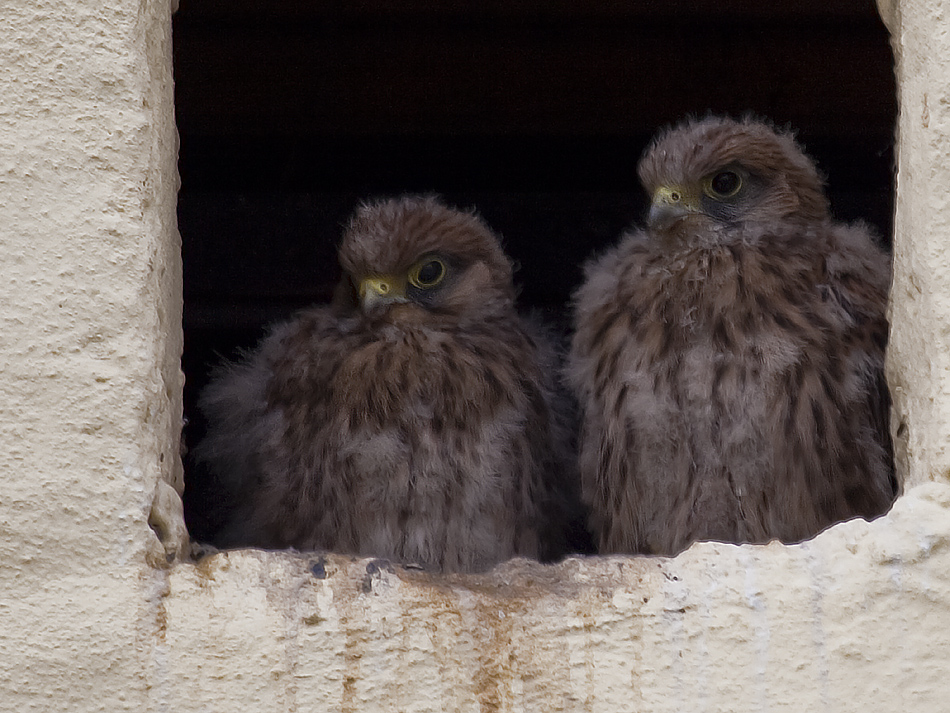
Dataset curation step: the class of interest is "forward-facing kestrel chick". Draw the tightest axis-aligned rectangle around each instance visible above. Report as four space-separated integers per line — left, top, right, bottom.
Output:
568 116 896 556
196 195 583 572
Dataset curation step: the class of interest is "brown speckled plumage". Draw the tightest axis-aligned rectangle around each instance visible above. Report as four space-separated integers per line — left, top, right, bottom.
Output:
197 196 582 572
568 117 896 556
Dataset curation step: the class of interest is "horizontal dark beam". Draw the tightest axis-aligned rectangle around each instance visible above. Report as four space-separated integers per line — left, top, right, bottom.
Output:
174 22 895 138
175 0 883 23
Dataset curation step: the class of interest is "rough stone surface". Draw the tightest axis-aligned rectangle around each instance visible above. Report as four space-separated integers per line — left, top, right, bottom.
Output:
163 483 950 712
881 0 950 488
0 0 182 710
1 1 948 711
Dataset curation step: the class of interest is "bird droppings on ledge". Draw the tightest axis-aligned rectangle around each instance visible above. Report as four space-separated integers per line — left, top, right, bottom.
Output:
361 559 396 595
159 485 950 711
309 558 328 580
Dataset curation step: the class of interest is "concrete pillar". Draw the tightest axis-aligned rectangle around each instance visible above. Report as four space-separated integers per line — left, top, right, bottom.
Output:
879 0 950 489
0 0 183 709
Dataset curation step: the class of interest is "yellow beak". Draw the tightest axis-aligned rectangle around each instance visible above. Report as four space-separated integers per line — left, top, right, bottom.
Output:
358 275 408 311
648 185 700 229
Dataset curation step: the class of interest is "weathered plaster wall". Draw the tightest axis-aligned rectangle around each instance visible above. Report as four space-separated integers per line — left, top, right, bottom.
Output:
1 0 949 711
880 0 950 488
0 0 182 709
163 487 950 711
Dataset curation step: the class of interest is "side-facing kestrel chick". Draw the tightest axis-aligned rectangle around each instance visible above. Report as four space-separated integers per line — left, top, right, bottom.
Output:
568 116 896 556
196 195 583 572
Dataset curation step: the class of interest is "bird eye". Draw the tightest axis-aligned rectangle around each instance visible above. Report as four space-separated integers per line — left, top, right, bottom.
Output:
707 170 742 199
409 258 446 289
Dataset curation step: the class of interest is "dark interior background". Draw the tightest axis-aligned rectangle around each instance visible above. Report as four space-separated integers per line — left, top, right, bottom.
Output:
175 0 897 543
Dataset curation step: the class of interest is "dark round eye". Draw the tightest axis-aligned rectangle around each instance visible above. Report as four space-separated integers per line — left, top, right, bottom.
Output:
410 258 446 288
709 170 741 198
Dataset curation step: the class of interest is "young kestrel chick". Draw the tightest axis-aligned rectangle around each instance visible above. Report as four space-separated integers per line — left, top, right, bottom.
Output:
196 196 582 572
568 117 896 556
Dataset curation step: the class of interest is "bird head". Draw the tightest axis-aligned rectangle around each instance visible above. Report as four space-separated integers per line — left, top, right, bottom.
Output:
336 196 516 321
638 116 831 240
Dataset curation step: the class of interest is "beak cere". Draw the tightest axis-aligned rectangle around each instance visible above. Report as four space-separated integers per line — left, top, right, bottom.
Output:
358 275 408 311
648 185 699 230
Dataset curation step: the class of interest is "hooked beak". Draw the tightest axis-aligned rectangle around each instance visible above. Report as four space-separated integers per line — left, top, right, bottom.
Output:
358 275 408 311
648 185 700 230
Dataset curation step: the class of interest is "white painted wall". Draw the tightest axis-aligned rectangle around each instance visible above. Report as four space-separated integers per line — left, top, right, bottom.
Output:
1 0 948 710
880 0 950 489
0 1 181 710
